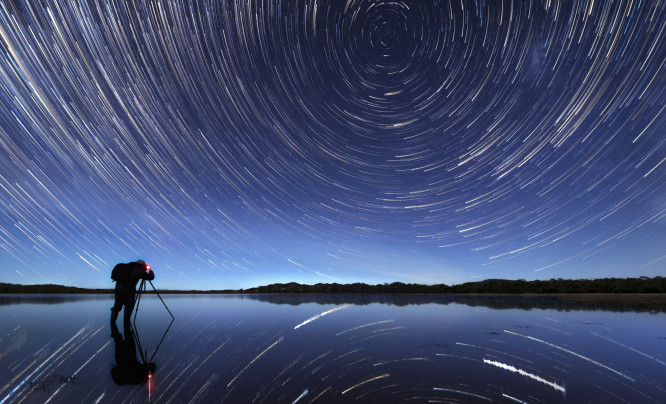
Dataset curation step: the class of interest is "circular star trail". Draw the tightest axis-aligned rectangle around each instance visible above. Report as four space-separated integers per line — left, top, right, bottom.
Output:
0 0 664 289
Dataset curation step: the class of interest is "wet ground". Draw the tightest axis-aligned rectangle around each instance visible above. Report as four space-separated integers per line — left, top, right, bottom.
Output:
1 294 664 403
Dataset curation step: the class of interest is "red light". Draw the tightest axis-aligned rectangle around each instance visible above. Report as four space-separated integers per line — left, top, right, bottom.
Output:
148 373 153 402
145 264 151 271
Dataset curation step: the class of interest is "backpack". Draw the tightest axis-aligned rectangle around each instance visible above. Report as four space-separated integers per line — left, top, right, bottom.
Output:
111 263 133 283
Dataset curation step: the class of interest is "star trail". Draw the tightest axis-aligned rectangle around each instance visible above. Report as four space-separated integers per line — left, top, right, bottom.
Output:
0 0 663 289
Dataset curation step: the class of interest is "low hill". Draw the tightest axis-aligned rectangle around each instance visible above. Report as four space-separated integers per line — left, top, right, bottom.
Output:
0 283 111 294
243 276 666 294
1 276 664 294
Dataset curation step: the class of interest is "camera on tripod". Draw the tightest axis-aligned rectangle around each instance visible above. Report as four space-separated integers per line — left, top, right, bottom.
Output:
133 268 175 326
131 263 175 380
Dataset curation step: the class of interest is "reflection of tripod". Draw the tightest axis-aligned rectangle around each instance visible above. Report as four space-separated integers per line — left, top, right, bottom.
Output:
132 279 175 365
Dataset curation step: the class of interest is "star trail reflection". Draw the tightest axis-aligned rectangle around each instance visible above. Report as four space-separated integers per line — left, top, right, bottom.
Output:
3 294 665 402
0 1 664 289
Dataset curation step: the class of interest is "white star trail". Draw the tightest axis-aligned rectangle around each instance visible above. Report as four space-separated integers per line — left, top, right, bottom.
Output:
0 0 661 288
227 337 283 388
341 373 390 395
294 305 352 330
504 329 635 382
0 327 86 403
1 294 664 402
484 358 566 394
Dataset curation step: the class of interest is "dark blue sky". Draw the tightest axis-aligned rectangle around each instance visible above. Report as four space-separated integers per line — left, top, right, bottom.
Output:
0 0 663 290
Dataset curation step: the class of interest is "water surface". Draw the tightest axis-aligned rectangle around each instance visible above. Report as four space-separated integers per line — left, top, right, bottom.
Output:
0 294 664 403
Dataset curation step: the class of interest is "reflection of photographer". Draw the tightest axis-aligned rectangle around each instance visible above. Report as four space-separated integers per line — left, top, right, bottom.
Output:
110 260 155 324
110 322 156 385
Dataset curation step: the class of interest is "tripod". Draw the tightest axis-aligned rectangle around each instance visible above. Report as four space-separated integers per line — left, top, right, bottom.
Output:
132 279 175 365
133 279 174 323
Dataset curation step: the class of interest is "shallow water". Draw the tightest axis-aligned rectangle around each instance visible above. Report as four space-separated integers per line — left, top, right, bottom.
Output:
0 294 664 403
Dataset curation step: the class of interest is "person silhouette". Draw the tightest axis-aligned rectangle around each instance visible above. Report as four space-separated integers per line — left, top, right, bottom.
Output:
110 321 156 385
110 260 155 324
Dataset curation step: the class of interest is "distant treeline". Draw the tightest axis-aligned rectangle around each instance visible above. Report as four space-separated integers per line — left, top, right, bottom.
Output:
243 276 666 294
1 276 665 295
0 283 111 294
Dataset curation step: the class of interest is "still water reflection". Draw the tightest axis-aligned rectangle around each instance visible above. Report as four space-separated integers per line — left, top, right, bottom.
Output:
0 294 664 403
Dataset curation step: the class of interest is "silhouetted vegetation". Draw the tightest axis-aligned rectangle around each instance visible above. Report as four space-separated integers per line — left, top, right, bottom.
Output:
0 283 111 294
2 276 664 295
2 277 665 312
242 276 666 294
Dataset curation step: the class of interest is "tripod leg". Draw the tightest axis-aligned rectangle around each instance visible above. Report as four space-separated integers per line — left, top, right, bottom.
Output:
129 322 146 364
148 280 175 320
132 279 145 327
149 315 174 364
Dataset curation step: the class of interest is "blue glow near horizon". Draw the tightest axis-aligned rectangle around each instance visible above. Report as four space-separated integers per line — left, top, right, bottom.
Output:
0 1 664 290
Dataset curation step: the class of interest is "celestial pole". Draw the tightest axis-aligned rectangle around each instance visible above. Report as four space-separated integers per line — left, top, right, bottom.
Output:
0 0 663 289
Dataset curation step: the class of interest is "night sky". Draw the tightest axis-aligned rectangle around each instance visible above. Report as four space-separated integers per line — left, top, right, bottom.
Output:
0 1 663 290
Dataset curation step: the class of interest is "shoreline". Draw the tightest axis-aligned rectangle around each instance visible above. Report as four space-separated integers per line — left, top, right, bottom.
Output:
3 292 665 312
2 277 665 298
2 290 666 298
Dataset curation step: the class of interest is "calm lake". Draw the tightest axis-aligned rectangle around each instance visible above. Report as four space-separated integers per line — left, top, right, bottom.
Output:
0 294 664 403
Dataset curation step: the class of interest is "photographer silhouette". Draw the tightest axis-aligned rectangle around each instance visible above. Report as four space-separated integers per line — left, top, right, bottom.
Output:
110 321 156 385
110 260 155 325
